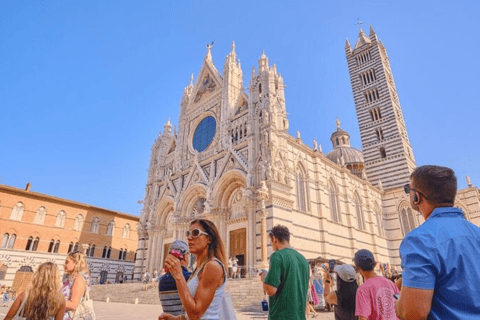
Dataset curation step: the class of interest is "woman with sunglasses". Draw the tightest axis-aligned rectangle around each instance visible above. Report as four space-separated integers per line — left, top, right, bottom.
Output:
159 219 228 320
61 251 91 320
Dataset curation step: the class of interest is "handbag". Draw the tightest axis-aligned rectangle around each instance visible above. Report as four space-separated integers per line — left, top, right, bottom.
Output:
12 292 28 320
72 289 95 320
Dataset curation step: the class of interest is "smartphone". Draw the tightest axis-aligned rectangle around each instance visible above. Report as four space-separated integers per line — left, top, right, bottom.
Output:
393 294 400 300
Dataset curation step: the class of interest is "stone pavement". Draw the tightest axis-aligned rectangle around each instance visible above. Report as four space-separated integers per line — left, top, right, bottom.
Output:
0 301 335 319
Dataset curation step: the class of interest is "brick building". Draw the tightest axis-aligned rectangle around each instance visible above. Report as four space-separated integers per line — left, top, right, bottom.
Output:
0 183 139 287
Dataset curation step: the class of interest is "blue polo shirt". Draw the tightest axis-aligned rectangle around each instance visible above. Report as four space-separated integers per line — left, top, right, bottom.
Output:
400 207 480 319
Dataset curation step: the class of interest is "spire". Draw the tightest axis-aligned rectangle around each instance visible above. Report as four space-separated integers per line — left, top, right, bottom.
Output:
258 50 269 73
205 41 214 61
190 73 194 86
163 118 172 135
369 25 375 36
354 28 372 50
345 38 351 49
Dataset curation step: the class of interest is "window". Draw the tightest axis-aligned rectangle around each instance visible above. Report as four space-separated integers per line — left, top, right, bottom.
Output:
118 249 123 260
10 202 25 221
1 233 9 248
122 224 131 239
374 203 385 237
329 181 340 222
122 250 127 260
33 207 47 225
296 168 307 212
55 211 66 228
380 147 387 158
53 240 60 253
25 237 33 250
106 221 115 236
68 242 74 253
375 128 384 141
107 247 111 259
73 214 84 231
73 242 79 252
90 217 100 233
355 193 365 230
48 239 55 252
102 246 107 258
399 207 417 236
89 245 95 257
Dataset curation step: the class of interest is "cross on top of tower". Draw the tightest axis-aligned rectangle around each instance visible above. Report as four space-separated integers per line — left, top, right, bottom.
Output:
355 18 364 30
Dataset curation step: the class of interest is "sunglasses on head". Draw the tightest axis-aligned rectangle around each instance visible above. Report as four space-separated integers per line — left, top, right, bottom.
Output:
185 228 210 238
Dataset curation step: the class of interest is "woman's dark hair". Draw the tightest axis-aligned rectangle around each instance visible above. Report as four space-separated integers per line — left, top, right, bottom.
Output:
336 276 358 312
190 219 227 269
269 225 290 243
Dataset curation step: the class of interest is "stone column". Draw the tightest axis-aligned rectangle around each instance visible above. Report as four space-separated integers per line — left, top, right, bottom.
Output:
259 207 269 268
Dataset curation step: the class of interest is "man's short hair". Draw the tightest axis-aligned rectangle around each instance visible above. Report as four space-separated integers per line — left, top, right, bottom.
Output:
269 225 290 243
410 165 457 206
354 249 376 271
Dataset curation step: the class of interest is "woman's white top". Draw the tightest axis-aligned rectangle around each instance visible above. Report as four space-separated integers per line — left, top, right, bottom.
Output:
186 258 226 320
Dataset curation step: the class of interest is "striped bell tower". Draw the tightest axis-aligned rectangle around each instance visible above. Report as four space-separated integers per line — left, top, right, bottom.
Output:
346 26 416 190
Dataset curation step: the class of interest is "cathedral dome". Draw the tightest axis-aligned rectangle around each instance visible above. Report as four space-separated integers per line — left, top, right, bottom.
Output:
326 146 364 165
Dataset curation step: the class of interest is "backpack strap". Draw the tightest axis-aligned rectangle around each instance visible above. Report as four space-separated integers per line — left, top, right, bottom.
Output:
211 258 227 283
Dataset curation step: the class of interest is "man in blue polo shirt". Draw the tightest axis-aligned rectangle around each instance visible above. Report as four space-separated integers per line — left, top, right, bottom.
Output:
395 165 480 319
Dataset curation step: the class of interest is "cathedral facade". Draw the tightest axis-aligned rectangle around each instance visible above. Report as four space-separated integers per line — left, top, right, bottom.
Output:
135 27 480 278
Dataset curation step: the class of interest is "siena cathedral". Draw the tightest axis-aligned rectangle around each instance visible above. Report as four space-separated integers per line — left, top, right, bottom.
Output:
134 27 480 277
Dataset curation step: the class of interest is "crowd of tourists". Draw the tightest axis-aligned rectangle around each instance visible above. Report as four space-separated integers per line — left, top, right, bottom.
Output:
3 165 480 320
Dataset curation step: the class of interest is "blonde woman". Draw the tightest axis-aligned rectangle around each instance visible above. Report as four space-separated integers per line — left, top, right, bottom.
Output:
159 219 228 320
61 251 91 320
4 262 65 320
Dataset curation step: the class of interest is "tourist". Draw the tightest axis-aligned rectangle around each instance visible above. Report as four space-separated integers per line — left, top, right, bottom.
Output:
158 240 192 316
61 251 91 320
323 264 358 320
227 256 233 278
159 219 228 320
143 271 151 291
260 225 309 319
354 249 400 320
2 286 9 307
153 268 158 283
231 256 238 279
395 165 480 319
305 277 318 318
4 262 66 320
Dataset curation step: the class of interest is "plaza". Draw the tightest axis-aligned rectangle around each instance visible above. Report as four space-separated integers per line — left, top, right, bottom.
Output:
0 301 335 320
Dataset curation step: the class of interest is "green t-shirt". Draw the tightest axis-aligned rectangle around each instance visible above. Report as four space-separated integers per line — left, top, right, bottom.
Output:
264 247 309 320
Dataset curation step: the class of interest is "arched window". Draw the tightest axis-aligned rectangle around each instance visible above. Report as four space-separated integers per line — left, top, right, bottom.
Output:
122 249 127 260
10 202 25 221
68 242 74 253
122 224 131 239
399 207 417 236
118 249 123 260
73 214 84 231
32 237 40 251
90 217 100 233
102 246 108 258
53 240 60 253
354 193 365 230
379 147 387 159
48 239 55 252
55 211 66 228
73 242 79 252
296 168 307 212
1 233 9 248
329 181 340 223
33 207 47 225
106 221 115 236
25 237 33 250
107 247 111 259
89 244 95 257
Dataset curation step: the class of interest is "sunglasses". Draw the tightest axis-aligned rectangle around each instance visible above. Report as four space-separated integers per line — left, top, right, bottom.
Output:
185 228 210 238
404 184 429 200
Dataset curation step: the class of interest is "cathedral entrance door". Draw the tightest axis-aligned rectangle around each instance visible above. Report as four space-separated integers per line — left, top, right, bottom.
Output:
229 228 246 278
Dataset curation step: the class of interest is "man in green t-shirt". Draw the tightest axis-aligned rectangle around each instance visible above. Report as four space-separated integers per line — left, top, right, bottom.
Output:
260 225 309 320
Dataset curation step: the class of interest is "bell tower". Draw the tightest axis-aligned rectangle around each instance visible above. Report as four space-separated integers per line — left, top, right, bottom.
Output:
346 26 416 189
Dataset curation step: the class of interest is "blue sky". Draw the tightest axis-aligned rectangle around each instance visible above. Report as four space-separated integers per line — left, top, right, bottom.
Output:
1 1 479 215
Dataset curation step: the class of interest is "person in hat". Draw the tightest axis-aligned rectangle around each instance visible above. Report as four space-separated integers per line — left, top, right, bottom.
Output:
323 264 358 320
354 249 400 320
158 240 192 316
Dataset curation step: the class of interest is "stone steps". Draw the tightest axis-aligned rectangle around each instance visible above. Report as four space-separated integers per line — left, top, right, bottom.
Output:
89 278 265 311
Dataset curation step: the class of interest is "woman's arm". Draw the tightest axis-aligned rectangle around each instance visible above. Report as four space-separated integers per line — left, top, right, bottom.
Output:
55 299 66 320
165 255 223 320
3 292 25 320
65 275 86 311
